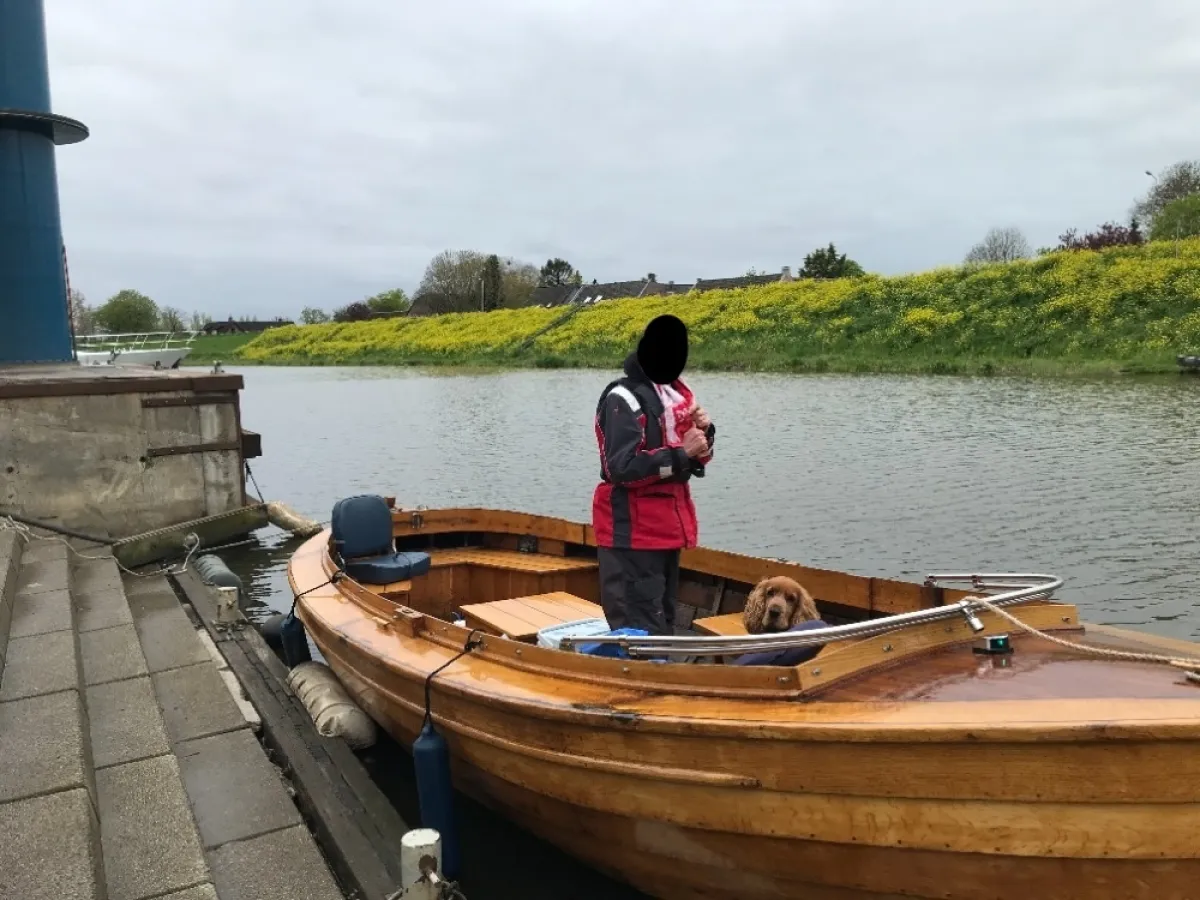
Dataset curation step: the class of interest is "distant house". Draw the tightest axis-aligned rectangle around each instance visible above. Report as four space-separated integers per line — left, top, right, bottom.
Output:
527 267 796 308
203 317 294 335
693 266 795 292
406 266 800 316
529 277 665 309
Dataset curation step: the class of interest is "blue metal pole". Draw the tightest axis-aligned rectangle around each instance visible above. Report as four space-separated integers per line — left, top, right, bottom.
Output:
0 0 88 364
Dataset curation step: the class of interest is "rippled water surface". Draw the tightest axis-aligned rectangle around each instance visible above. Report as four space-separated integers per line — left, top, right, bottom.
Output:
219 365 1200 899
229 365 1200 640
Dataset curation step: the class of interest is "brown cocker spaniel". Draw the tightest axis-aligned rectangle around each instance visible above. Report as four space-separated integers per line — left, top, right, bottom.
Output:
743 576 820 634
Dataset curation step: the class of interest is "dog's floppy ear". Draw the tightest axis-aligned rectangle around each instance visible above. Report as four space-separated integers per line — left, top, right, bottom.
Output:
743 580 767 635
794 585 819 624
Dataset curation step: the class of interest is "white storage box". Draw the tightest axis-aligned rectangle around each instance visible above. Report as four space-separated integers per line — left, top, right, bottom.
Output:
535 617 612 650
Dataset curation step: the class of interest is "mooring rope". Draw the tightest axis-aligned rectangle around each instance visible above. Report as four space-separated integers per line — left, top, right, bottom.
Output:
287 569 344 616
0 516 201 579
423 630 484 726
244 460 266 503
964 593 1200 673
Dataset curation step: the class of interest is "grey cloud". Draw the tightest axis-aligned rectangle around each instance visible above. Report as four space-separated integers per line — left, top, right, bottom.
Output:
43 0 1200 317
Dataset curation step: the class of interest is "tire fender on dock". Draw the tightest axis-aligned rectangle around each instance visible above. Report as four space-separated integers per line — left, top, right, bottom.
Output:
286 660 377 749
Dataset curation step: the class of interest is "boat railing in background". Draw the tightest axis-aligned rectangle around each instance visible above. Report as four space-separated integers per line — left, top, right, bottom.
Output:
560 573 1064 658
75 330 199 352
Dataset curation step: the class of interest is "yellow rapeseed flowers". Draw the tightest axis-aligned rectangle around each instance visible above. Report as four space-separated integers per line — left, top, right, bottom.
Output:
239 238 1200 365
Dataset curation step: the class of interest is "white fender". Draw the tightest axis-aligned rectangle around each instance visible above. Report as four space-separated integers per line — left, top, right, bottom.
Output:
285 661 376 749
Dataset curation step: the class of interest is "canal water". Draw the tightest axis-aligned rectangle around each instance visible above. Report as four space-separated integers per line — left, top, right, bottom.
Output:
221 365 1200 897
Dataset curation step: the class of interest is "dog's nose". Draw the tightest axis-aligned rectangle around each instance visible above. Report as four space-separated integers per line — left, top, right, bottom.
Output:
768 607 781 618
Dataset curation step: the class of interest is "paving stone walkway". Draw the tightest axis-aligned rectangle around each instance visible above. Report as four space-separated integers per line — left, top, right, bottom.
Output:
0 529 345 900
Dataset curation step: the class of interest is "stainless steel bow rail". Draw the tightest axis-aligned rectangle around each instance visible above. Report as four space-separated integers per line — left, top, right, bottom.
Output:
559 573 1064 658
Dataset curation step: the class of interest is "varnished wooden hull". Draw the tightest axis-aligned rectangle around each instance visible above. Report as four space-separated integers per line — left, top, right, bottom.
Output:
291 509 1200 899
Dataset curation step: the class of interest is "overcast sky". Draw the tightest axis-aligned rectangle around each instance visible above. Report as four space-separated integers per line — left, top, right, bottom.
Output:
45 0 1200 319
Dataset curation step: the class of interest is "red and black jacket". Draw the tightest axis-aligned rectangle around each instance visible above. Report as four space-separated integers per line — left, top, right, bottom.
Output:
592 354 716 550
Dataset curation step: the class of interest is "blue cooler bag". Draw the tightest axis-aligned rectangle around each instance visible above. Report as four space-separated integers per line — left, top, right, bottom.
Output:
577 627 649 658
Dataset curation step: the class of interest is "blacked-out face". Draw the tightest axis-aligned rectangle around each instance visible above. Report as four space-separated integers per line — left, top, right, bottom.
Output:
637 315 688 384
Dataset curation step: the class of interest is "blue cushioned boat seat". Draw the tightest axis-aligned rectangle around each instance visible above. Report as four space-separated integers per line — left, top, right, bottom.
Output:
331 494 394 559
331 494 431 585
345 551 432 585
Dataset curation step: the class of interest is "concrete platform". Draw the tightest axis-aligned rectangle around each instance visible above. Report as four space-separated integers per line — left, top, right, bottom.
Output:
96 754 210 900
126 578 212 673
0 629 80 702
177 728 302 849
0 362 240 393
77 585 135 632
9 586 73 638
0 689 88 803
0 526 347 900
154 661 248 745
21 539 70 564
74 558 125 596
0 363 249 538
0 788 104 900
87 676 171 769
15 557 71 594
80 623 149 685
209 825 344 900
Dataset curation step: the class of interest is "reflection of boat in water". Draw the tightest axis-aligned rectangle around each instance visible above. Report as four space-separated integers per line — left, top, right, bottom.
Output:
75 331 197 368
288 499 1200 900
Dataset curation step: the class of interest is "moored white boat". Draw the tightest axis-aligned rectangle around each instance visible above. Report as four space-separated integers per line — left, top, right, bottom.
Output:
74 331 197 368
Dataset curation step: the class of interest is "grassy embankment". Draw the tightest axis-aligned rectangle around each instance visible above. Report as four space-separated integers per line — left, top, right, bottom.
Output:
184 333 257 365
232 239 1200 376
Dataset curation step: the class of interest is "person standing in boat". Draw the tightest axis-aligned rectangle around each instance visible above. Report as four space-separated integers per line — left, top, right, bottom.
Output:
592 314 714 636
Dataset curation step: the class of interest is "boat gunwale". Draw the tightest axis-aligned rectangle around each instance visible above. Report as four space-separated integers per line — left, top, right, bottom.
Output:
298 593 1200 742
296 518 1097 701
305 528 1084 701
289 508 1200 742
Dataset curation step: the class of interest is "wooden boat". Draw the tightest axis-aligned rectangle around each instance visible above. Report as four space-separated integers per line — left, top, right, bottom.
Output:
288 501 1200 899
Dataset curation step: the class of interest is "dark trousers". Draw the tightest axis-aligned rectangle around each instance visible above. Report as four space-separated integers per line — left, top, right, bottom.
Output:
597 547 680 636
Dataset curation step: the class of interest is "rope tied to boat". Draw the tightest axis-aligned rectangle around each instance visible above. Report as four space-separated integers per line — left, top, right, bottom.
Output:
962 593 1200 678
287 569 343 616
423 630 484 726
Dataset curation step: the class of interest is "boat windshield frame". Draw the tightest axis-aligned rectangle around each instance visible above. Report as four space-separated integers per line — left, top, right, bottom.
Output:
559 574 1063 657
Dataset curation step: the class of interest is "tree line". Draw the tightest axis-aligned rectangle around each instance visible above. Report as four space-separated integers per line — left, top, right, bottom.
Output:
300 255 587 323
965 158 1200 264
69 289 210 335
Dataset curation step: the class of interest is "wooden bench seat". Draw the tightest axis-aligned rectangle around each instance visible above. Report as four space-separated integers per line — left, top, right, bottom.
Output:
461 592 605 642
427 548 598 575
693 611 748 637
374 579 413 600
